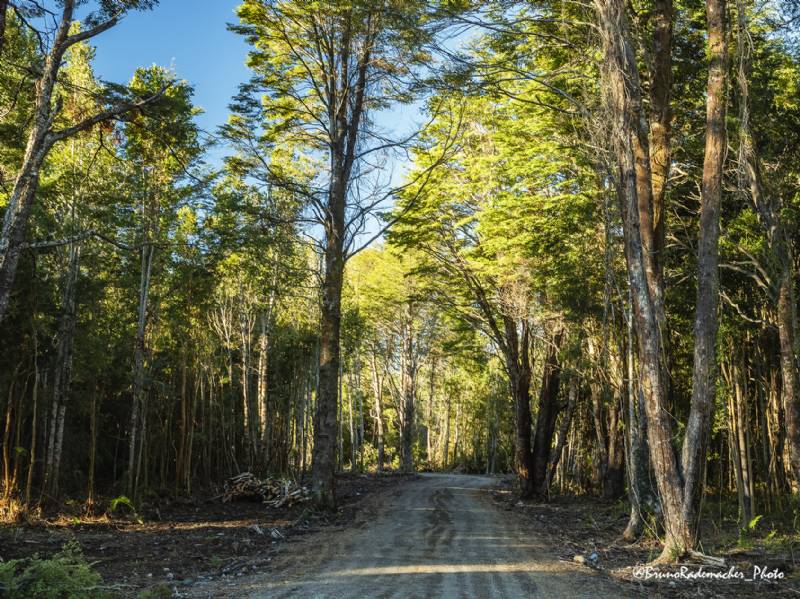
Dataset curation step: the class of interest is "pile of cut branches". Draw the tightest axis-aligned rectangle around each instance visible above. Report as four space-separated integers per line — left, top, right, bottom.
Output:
221 472 310 508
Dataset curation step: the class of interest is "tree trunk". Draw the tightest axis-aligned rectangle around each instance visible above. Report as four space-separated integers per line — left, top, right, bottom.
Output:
605 391 626 499
681 0 727 546
1 370 17 502
311 171 345 507
649 0 674 285
86 385 98 512
443 392 451 469
591 382 610 493
426 358 436 465
257 315 269 462
531 329 563 497
24 343 40 509
43 243 81 498
594 0 689 558
399 310 417 473
128 243 154 497
546 376 578 495
369 351 385 472
347 364 357 471
504 318 535 497
0 5 75 324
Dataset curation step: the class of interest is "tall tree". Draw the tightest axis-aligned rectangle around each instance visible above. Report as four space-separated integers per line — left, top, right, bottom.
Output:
228 0 453 507
0 0 164 325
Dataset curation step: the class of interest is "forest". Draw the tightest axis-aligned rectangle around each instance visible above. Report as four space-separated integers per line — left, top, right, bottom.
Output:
1 0 800 597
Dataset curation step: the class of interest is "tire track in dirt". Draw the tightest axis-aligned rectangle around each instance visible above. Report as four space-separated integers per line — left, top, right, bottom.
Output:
193 473 644 598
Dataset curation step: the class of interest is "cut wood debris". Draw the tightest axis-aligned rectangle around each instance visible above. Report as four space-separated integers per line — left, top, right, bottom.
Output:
221 472 311 508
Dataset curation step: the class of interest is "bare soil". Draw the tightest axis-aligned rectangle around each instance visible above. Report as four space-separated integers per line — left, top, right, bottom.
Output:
6 473 795 598
490 477 800 598
0 472 412 597
192 473 640 598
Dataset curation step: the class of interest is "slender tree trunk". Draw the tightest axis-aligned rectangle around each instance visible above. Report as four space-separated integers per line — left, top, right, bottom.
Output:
128 243 153 497
443 392 451 469
531 329 563 496
347 364 357 471
176 353 188 490
42 243 80 498
24 344 40 509
546 376 578 495
369 351 385 472
257 315 269 461
591 382 610 493
681 0 727 545
356 354 364 470
399 311 417 473
86 385 98 512
337 360 344 472
503 318 535 496
649 0 674 286
426 358 436 464
606 392 626 499
1 372 16 502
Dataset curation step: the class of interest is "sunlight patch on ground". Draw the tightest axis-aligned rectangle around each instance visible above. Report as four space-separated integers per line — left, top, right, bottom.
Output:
329 563 543 576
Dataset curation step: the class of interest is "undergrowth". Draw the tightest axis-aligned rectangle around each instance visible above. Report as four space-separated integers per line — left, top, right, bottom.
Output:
0 541 114 598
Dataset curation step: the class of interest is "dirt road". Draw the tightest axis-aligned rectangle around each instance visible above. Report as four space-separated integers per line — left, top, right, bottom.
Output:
201 473 640 598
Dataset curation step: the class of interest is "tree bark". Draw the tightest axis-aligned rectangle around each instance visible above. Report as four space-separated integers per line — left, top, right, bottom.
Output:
369 350 385 472
649 0 674 285
594 0 689 558
546 376 578 495
42 243 81 498
531 328 563 497
399 308 417 473
504 317 535 497
681 0 727 545
0 3 157 325
311 187 345 507
734 0 800 492
128 243 153 498
257 315 269 461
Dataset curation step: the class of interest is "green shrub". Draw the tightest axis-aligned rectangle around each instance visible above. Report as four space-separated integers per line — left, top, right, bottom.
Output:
136 584 173 599
0 541 114 598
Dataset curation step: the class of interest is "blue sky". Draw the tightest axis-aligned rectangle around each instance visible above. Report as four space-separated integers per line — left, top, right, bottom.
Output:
89 0 250 143
84 1 438 244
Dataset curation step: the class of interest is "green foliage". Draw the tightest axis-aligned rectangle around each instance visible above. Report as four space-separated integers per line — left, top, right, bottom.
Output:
108 495 135 514
0 542 113 599
748 514 764 531
136 585 173 599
